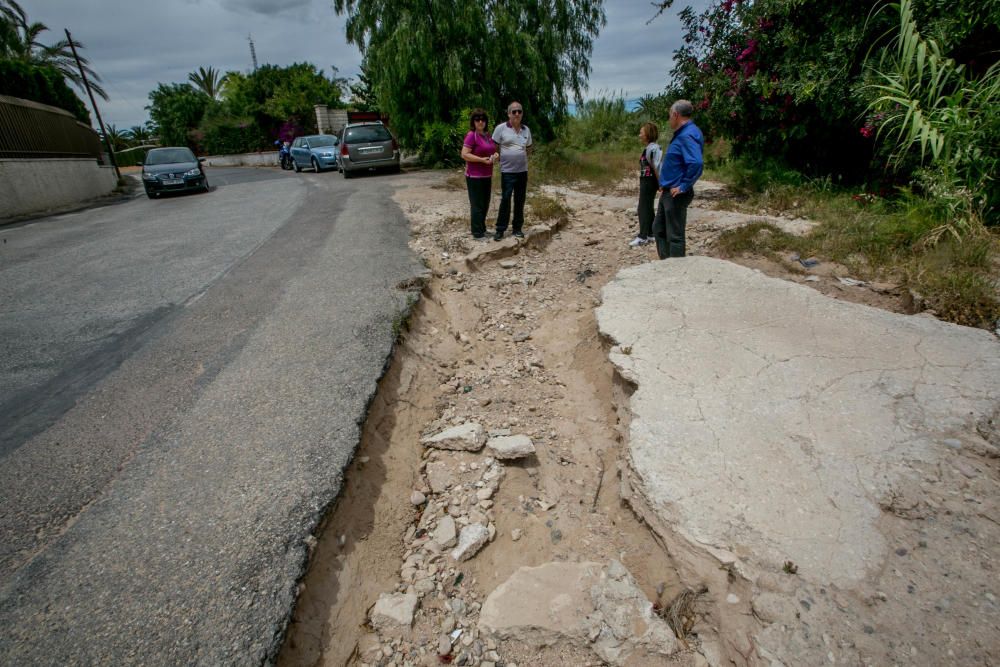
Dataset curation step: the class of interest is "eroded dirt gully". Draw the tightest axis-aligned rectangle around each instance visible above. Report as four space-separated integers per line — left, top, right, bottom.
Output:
278 171 911 667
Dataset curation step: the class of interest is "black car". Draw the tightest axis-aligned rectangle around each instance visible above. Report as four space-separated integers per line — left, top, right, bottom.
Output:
141 147 209 198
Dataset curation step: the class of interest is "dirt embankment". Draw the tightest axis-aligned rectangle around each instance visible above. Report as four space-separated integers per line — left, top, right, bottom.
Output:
277 171 938 666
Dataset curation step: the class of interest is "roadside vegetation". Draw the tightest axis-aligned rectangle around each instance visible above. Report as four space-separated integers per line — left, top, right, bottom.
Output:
526 0 998 330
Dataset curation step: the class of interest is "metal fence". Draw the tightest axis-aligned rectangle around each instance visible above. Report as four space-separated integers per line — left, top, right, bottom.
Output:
0 94 105 162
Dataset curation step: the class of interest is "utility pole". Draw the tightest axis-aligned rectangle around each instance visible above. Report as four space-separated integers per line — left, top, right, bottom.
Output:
65 28 120 181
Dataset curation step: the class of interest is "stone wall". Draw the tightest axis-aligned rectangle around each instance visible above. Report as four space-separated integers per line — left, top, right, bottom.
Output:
0 158 117 220
314 105 349 135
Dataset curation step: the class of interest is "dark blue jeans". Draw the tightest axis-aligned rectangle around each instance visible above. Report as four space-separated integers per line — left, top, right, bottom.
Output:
466 176 491 237
496 171 528 234
653 188 694 259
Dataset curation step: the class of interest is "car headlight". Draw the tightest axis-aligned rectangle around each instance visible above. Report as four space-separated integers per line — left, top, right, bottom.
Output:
184 167 201 177
142 172 155 180
321 152 334 158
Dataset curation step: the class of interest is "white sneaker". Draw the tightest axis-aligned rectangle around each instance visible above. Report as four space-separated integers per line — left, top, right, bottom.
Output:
628 236 648 247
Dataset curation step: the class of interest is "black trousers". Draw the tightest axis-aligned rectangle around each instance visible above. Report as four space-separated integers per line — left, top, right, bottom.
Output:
466 176 491 237
653 188 694 259
637 175 658 239
496 171 528 234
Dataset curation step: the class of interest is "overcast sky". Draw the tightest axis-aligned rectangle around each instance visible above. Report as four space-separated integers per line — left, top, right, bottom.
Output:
20 0 710 130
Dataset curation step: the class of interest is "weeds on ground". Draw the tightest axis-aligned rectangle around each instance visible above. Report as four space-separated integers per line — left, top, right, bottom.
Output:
527 193 569 225
711 158 1000 328
533 143 633 193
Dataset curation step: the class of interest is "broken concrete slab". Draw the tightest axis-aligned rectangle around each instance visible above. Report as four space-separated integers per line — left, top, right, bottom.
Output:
370 593 419 629
420 422 486 451
451 523 489 562
597 257 1000 665
479 561 677 665
485 434 536 460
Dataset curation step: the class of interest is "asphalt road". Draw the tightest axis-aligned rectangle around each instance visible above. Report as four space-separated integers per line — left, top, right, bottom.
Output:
0 165 425 664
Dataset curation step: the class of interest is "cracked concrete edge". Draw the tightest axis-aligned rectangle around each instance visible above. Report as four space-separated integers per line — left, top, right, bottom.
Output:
601 325 761 667
265 278 427 665
461 215 570 271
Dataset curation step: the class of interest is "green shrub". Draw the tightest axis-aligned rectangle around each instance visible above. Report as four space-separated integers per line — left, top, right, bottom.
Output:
0 60 90 122
419 119 463 168
198 116 267 155
559 96 639 150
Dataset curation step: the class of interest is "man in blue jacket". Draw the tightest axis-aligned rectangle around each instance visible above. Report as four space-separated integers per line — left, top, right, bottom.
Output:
653 100 704 259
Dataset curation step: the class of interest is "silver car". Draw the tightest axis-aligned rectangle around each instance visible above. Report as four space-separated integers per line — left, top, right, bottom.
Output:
290 134 340 173
337 122 400 178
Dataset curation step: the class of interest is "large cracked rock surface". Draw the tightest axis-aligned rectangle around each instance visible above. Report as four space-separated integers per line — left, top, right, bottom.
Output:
597 257 1000 665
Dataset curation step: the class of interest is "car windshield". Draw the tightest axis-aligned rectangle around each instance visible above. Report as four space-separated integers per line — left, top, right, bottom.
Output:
345 126 392 143
307 136 337 147
146 148 196 165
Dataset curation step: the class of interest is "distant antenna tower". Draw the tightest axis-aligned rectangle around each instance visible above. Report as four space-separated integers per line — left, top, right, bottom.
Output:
248 34 258 71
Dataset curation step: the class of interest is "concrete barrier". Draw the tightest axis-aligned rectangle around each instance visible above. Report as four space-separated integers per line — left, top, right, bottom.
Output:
201 152 279 168
0 158 117 219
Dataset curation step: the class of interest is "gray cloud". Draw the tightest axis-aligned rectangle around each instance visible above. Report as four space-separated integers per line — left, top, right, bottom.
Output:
219 0 315 17
17 0 709 128
586 1 711 99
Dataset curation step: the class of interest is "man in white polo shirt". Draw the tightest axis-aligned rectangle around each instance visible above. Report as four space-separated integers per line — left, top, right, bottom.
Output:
491 101 533 240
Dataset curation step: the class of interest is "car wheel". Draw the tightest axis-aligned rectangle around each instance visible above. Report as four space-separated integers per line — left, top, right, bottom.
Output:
294 160 302 173
312 157 322 173
343 167 353 179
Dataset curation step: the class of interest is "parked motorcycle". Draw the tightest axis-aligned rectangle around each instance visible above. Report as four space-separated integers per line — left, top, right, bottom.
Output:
276 140 293 170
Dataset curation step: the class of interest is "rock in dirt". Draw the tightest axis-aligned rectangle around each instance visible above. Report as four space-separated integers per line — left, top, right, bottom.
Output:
410 490 427 506
425 461 454 494
370 593 419 629
486 434 536 460
420 422 487 451
451 523 490 561
433 515 458 548
479 561 677 665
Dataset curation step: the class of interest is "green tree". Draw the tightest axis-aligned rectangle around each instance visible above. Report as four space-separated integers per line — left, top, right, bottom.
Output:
220 63 344 135
332 0 606 147
146 82 210 148
0 0 108 100
667 0 999 180
125 124 152 145
102 123 128 150
0 58 89 121
188 66 227 100
867 0 1000 228
348 58 377 111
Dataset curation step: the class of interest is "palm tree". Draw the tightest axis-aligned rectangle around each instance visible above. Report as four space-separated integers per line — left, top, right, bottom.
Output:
0 0 109 100
103 123 128 150
188 66 226 100
126 124 152 145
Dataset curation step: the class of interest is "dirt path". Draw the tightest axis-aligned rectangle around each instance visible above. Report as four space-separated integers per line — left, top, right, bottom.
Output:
277 171 917 667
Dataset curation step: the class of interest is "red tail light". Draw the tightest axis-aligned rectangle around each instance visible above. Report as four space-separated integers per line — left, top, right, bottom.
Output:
340 142 349 156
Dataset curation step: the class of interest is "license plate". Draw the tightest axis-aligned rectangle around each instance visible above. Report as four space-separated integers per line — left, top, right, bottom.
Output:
163 179 183 185
359 147 382 154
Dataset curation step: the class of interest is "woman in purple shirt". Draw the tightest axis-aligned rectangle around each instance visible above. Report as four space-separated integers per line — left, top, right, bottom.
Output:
461 108 499 240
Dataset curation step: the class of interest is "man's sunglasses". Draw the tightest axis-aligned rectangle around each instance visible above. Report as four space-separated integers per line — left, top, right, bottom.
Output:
509 109 523 114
